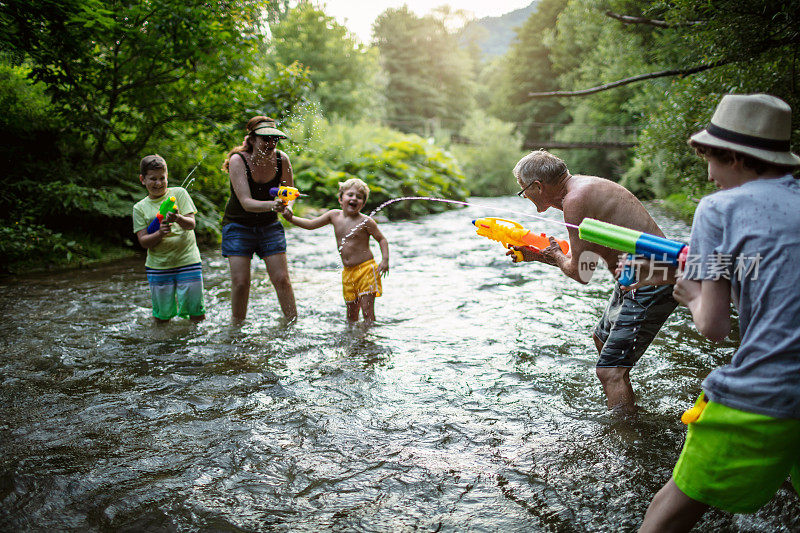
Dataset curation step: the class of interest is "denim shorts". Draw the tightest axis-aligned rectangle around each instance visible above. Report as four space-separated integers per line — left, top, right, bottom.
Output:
594 282 678 367
221 221 287 259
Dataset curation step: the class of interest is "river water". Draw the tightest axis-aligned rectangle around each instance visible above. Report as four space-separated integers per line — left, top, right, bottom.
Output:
1 197 797 531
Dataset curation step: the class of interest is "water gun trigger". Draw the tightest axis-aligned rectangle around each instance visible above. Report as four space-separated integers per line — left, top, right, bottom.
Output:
524 233 551 252
506 245 524 262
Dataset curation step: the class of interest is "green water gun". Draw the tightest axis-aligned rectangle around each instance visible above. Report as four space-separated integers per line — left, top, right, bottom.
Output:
146 196 178 234
578 218 689 286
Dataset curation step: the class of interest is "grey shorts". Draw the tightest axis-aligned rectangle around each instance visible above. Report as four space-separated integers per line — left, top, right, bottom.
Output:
594 283 678 367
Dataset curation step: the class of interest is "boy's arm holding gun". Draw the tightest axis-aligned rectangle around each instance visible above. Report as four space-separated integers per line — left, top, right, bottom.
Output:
136 211 196 249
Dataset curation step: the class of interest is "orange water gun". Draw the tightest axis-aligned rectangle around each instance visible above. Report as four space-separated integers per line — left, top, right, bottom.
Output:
472 217 569 261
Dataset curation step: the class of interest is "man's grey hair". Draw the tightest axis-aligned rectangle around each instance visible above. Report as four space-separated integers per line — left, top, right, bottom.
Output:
513 149 568 186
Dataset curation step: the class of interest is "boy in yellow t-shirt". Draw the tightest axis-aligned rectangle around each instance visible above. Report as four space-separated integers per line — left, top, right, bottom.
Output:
132 154 205 322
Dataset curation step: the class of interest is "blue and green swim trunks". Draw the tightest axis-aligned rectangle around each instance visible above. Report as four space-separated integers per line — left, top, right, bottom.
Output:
145 262 205 320
673 394 800 513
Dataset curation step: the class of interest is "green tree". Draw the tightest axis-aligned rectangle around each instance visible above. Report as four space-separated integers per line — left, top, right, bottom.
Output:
543 0 653 178
0 0 278 162
373 6 474 134
486 0 568 140
627 0 800 200
270 1 380 120
521 0 800 201
0 0 313 271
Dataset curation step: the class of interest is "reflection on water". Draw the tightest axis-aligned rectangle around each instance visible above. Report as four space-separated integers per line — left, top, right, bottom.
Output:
0 197 796 531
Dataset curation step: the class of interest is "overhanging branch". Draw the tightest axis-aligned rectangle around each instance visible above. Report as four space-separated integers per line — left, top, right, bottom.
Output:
604 11 703 28
528 61 728 98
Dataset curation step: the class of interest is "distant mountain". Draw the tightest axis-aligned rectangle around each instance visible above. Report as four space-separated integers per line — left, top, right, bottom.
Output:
461 1 539 59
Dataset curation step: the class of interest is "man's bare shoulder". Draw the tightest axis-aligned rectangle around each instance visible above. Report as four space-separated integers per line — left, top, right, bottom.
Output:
565 175 635 213
567 175 661 234
562 176 604 214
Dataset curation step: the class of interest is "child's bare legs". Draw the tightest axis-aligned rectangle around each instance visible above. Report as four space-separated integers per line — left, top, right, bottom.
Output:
345 294 376 323
639 478 708 532
264 253 297 320
360 293 376 323
228 256 252 322
346 299 361 322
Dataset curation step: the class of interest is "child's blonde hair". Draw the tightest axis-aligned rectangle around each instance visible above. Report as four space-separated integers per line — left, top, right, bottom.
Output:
338 178 370 200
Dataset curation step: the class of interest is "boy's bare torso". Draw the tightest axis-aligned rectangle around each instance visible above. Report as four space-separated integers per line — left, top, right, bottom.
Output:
330 210 374 268
566 175 665 273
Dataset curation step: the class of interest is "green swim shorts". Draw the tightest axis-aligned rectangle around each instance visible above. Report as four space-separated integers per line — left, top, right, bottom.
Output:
673 394 800 514
146 262 205 320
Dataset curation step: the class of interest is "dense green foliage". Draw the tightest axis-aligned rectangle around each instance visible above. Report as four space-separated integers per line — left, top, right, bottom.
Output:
270 3 381 121
494 0 800 200
373 7 474 133
486 0 567 142
287 115 468 218
622 0 800 201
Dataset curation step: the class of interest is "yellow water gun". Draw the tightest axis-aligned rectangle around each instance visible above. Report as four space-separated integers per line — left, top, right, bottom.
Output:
473 217 570 262
270 186 302 202
681 392 708 424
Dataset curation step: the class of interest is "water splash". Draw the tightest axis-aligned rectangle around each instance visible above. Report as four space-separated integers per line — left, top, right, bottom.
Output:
180 154 207 190
337 196 578 252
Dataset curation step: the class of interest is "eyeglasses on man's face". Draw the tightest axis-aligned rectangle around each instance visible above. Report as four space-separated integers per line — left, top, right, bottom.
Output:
517 180 537 197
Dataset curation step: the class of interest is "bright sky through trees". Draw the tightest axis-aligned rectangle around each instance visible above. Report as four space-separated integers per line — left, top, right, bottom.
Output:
321 0 534 42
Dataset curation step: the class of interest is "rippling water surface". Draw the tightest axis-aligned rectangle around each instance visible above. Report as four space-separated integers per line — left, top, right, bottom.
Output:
1 197 797 531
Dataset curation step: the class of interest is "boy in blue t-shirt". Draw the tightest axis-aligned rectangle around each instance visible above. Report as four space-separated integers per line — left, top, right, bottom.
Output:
640 94 800 530
132 154 205 322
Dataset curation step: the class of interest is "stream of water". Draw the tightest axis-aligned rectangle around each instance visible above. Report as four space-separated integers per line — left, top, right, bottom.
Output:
1 196 796 531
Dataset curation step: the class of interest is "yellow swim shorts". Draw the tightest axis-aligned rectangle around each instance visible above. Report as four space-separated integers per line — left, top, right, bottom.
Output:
342 259 382 302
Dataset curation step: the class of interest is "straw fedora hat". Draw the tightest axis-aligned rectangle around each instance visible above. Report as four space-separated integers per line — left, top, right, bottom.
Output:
690 93 800 167
251 118 287 138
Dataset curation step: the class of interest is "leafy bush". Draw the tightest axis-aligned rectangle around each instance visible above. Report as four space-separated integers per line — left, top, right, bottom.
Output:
286 114 469 218
0 218 125 274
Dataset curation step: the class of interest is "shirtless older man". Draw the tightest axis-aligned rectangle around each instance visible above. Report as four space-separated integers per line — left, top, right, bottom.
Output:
511 150 677 413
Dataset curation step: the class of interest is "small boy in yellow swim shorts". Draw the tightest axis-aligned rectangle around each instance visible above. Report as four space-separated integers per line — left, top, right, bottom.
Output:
278 178 389 323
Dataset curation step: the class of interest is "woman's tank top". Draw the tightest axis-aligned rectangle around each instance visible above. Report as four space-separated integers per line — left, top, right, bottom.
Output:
222 151 283 226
